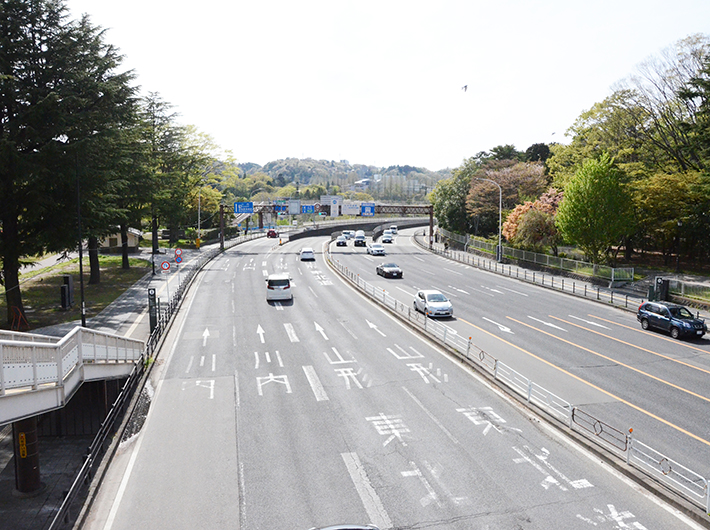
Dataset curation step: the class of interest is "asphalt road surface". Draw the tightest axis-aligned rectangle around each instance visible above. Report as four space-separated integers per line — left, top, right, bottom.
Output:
82 231 706 530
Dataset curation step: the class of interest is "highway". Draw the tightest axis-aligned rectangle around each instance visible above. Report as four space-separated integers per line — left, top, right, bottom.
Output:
330 230 710 481
82 229 707 530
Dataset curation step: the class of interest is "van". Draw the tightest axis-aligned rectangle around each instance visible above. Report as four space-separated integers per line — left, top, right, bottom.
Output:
353 230 366 247
266 273 292 301
390 225 398 234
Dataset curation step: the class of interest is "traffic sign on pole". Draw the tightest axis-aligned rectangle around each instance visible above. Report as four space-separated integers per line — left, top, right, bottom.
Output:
175 248 183 256
161 261 170 272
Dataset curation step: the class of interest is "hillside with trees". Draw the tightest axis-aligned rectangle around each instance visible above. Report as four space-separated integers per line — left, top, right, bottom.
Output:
430 34 710 269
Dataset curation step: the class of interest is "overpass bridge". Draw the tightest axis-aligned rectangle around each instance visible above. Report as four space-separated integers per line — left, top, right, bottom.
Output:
0 327 144 426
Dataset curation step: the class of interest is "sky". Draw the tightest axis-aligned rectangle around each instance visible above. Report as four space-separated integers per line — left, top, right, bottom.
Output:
65 0 710 172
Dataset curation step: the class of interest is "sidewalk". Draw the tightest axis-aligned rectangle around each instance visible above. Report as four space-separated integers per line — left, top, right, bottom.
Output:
0 244 218 530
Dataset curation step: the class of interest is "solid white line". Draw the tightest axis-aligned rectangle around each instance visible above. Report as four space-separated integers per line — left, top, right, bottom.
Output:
303 365 329 401
341 452 393 529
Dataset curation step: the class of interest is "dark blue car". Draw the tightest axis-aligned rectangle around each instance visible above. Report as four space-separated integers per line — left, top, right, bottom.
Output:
637 302 706 339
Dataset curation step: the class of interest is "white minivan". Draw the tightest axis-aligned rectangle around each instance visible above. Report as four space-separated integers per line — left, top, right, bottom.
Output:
266 273 292 301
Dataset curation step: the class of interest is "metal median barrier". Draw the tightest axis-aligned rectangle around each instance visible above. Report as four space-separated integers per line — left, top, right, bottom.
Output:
325 247 710 517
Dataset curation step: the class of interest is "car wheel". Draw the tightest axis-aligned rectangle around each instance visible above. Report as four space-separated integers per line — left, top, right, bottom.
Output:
413 301 418 312
640 318 649 330
670 327 680 339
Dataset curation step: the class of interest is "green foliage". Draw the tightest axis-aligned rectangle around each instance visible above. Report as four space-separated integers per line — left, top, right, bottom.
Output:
556 154 635 264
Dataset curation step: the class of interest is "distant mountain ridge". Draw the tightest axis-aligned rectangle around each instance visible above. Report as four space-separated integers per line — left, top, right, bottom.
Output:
238 157 451 189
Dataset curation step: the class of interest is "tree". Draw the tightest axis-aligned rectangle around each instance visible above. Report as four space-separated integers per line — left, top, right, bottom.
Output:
556 154 635 264
502 188 563 254
430 162 473 234
0 1 136 327
466 160 547 237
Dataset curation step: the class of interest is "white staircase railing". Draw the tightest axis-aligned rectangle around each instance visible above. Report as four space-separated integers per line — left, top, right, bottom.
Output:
0 327 144 425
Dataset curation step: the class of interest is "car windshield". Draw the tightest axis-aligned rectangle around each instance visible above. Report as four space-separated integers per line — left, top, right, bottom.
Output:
426 293 448 302
670 306 694 319
383 263 398 268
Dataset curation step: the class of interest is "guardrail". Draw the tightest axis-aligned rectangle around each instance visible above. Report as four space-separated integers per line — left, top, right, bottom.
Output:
325 247 710 516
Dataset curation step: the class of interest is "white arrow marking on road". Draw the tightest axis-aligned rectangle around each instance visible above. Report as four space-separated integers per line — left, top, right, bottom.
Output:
528 316 567 332
568 315 611 329
315 321 329 340
202 328 210 346
482 317 514 334
367 320 386 337
257 325 265 343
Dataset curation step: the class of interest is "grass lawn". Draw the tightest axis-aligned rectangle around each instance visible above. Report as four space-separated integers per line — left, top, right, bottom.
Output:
0 255 151 331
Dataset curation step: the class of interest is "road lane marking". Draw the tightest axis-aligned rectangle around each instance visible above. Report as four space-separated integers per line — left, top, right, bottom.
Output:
499 286 529 296
303 365 329 401
510 316 710 403
568 315 611 329
341 452 392 530
284 323 299 342
528 316 567 332
367 319 386 336
455 315 710 448
482 317 514 334
314 321 329 340
551 316 710 376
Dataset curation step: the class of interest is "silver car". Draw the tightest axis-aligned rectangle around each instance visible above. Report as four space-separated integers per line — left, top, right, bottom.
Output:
367 243 386 256
413 289 453 318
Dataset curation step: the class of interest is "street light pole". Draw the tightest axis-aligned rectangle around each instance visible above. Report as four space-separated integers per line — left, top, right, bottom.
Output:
476 178 502 262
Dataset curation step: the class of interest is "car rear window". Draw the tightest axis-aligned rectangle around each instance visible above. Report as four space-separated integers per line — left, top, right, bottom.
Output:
268 279 290 287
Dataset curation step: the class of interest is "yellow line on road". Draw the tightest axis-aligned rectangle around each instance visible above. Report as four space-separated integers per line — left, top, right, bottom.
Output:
549 316 710 376
507 316 710 403
473 316 710 447
589 314 710 356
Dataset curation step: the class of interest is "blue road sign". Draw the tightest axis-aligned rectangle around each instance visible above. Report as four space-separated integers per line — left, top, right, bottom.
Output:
235 202 254 214
361 203 376 217
301 204 315 214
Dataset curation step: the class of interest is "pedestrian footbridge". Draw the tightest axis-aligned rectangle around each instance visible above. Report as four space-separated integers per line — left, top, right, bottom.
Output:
0 327 144 426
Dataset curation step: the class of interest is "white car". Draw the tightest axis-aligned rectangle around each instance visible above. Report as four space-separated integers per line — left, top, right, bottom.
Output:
413 290 453 318
381 230 394 243
300 247 315 260
265 273 292 301
367 243 386 256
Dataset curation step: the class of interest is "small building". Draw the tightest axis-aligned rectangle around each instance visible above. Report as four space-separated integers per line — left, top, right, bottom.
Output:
100 228 142 254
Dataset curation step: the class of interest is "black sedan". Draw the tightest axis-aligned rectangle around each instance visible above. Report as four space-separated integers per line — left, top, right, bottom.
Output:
376 262 402 278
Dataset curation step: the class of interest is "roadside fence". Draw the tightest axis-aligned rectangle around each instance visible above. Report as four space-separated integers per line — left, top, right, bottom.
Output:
421 230 644 312
439 227 634 283
326 248 710 515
